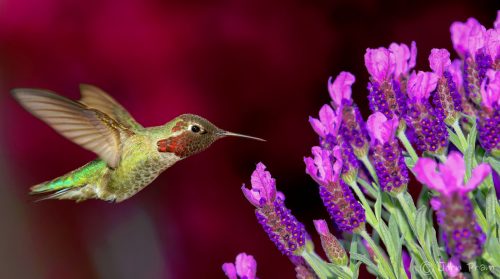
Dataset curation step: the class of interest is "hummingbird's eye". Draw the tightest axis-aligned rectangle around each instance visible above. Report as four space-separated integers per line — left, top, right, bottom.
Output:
190 125 201 133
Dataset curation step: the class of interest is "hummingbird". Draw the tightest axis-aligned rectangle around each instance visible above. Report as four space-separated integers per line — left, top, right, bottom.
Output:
12 85 264 202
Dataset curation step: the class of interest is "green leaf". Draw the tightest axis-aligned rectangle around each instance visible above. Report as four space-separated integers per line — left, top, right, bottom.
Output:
388 217 403 278
326 264 352 279
403 192 417 213
410 260 424 279
486 156 500 175
415 206 427 244
301 251 333 279
470 195 488 232
447 127 465 152
427 226 442 263
378 220 400 275
349 262 361 279
349 235 359 274
485 232 500 266
486 188 497 230
350 252 378 274
465 121 477 180
356 178 378 198
375 189 382 222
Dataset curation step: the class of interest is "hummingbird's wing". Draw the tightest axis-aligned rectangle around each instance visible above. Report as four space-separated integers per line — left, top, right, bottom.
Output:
79 84 144 131
12 89 130 168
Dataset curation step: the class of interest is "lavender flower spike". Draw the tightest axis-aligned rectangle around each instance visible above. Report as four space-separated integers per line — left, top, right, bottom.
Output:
429 48 463 125
414 152 491 262
477 69 500 156
328 72 370 158
366 112 409 194
308 104 341 150
313 219 348 265
242 163 307 256
404 71 448 154
449 59 478 127
222 253 258 279
451 17 491 104
305 146 366 233
309 104 360 182
365 42 415 119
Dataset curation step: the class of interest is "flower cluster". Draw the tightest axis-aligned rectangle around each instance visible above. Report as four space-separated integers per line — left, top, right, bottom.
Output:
365 42 415 119
304 146 366 233
429 49 463 125
329 72 370 159
414 152 491 261
450 16 500 155
366 112 408 194
225 11 500 279
241 163 307 256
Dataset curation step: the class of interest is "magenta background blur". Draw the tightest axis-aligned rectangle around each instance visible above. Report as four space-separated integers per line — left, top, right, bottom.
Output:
0 1 496 278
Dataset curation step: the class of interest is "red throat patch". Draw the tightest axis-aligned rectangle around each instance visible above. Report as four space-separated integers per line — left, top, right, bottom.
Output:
157 133 192 157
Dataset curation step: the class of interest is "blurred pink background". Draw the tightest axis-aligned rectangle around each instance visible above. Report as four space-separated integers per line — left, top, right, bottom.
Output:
0 0 496 278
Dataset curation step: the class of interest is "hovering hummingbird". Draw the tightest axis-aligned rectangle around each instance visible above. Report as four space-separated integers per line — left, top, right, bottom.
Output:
12 85 264 202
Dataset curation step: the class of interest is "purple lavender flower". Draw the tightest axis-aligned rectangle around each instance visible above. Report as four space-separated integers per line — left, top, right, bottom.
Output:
308 104 359 183
365 42 416 119
329 72 370 159
429 48 463 125
477 69 500 156
413 152 491 262
242 163 307 256
448 59 478 127
451 17 493 104
309 104 341 151
485 28 499 68
313 219 348 265
404 71 448 154
366 112 409 194
304 147 366 233
222 253 258 279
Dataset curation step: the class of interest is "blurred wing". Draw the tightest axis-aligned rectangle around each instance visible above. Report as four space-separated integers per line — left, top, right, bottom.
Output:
79 84 143 131
12 89 127 168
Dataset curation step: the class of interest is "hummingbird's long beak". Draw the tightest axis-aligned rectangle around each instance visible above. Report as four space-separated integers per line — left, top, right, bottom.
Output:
218 131 266 142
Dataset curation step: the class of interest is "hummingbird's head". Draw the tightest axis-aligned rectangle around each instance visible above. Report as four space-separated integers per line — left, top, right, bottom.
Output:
157 114 264 158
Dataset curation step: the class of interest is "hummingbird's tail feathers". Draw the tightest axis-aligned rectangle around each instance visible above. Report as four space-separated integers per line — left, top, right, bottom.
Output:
11 88 128 168
32 188 75 202
29 159 108 201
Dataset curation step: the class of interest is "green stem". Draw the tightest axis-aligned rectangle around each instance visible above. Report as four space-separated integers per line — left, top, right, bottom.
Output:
397 130 418 163
452 120 468 150
349 181 377 227
396 193 416 232
360 230 397 279
301 251 331 279
360 155 379 185
356 177 377 198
